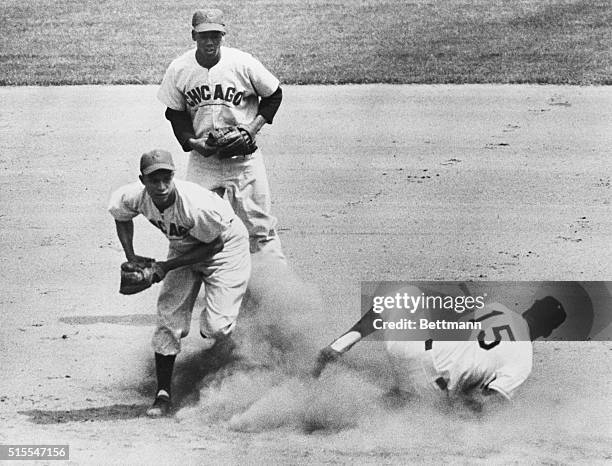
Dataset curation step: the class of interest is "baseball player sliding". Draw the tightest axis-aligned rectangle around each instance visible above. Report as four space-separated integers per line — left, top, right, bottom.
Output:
313 285 567 411
108 149 251 417
158 8 285 262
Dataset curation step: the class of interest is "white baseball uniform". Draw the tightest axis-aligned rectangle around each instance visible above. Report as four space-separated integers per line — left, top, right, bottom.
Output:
108 179 251 355
157 46 284 260
385 302 533 400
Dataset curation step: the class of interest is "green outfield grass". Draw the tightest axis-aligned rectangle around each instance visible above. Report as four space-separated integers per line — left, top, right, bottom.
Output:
1 0 610 85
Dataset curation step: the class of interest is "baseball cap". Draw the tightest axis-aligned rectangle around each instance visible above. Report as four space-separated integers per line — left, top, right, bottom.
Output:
140 149 175 175
192 9 226 33
522 296 567 338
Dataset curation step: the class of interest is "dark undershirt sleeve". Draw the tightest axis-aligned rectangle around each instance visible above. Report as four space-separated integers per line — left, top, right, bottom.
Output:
165 108 196 152
258 86 283 124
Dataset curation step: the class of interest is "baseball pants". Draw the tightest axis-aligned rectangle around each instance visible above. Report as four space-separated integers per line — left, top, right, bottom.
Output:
384 340 449 398
186 149 285 262
152 235 251 356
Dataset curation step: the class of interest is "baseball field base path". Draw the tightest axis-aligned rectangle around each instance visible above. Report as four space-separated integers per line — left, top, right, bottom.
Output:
0 84 610 464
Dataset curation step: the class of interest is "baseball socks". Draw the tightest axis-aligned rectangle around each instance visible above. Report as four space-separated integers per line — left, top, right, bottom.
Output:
146 353 176 417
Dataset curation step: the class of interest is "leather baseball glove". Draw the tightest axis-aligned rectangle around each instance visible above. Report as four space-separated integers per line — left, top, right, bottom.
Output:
119 261 166 295
206 126 257 159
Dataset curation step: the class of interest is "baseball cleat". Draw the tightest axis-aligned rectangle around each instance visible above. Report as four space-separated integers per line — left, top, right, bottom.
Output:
146 390 171 418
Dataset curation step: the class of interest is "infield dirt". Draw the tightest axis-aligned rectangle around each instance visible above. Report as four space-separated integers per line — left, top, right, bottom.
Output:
0 84 610 464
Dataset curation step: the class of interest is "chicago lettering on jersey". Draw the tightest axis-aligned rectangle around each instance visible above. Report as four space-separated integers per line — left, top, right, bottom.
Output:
185 84 244 107
149 219 190 238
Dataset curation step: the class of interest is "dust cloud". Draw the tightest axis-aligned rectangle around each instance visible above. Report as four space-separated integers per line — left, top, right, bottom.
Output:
171 259 610 462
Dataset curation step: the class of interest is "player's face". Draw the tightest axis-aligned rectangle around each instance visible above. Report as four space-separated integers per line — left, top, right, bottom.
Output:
193 31 223 59
140 170 175 206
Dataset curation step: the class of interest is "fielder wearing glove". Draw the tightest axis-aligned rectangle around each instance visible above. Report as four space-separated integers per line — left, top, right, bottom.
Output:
119 261 166 295
159 8 286 260
109 149 252 417
206 126 257 159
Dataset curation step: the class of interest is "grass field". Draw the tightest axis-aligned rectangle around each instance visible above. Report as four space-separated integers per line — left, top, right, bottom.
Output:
1 0 611 85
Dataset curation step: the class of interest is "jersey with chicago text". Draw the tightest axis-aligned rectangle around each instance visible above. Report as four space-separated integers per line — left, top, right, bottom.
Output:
157 46 279 138
432 302 533 399
108 179 246 253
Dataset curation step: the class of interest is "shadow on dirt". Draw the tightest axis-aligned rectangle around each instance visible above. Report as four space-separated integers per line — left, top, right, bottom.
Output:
172 337 240 407
136 336 241 408
19 339 241 424
18 404 148 424
59 314 157 326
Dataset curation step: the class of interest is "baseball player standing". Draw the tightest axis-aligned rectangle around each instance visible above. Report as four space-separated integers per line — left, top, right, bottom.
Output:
313 286 567 410
158 8 285 262
108 149 251 417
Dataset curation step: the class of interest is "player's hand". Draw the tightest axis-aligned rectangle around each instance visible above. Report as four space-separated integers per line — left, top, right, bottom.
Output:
188 137 218 157
312 345 342 378
151 261 169 282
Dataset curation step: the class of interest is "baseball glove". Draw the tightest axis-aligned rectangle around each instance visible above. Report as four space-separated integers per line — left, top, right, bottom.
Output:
119 261 166 295
206 126 257 159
